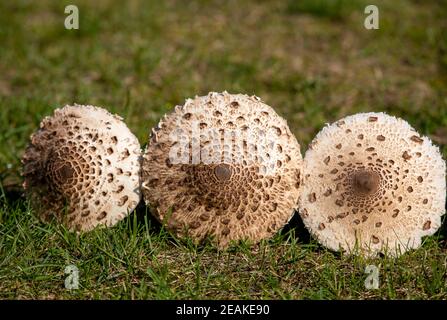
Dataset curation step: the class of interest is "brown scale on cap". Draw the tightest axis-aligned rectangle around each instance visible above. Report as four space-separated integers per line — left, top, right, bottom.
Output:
22 104 141 232
142 92 302 248
299 112 446 257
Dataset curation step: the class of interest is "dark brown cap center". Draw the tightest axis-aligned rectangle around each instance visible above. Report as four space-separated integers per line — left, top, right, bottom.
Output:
58 164 75 181
352 171 380 195
46 150 79 190
214 164 232 182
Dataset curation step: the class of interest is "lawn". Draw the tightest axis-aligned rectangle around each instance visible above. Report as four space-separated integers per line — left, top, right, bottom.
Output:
0 0 446 299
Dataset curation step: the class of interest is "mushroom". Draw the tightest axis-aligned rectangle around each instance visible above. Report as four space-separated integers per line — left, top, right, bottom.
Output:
142 92 302 248
299 112 446 257
22 104 141 232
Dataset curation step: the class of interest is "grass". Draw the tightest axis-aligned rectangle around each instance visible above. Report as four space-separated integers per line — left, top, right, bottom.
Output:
0 0 447 299
287 0 367 21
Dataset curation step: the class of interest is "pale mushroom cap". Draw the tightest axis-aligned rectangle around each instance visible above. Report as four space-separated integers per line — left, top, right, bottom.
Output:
142 92 302 248
299 112 446 257
22 104 141 232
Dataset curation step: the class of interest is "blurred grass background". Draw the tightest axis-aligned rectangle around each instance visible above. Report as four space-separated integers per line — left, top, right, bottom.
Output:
0 0 446 299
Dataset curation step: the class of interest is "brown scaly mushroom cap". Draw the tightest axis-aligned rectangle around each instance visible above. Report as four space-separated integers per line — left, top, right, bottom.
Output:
299 112 446 257
142 92 302 248
22 104 141 232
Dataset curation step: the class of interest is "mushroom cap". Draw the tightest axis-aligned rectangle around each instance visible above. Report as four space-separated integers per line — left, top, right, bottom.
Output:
142 92 302 248
299 112 446 257
22 104 141 232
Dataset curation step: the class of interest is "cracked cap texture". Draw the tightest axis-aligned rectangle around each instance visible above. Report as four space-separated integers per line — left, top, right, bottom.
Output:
299 112 446 257
142 92 302 248
22 104 141 232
